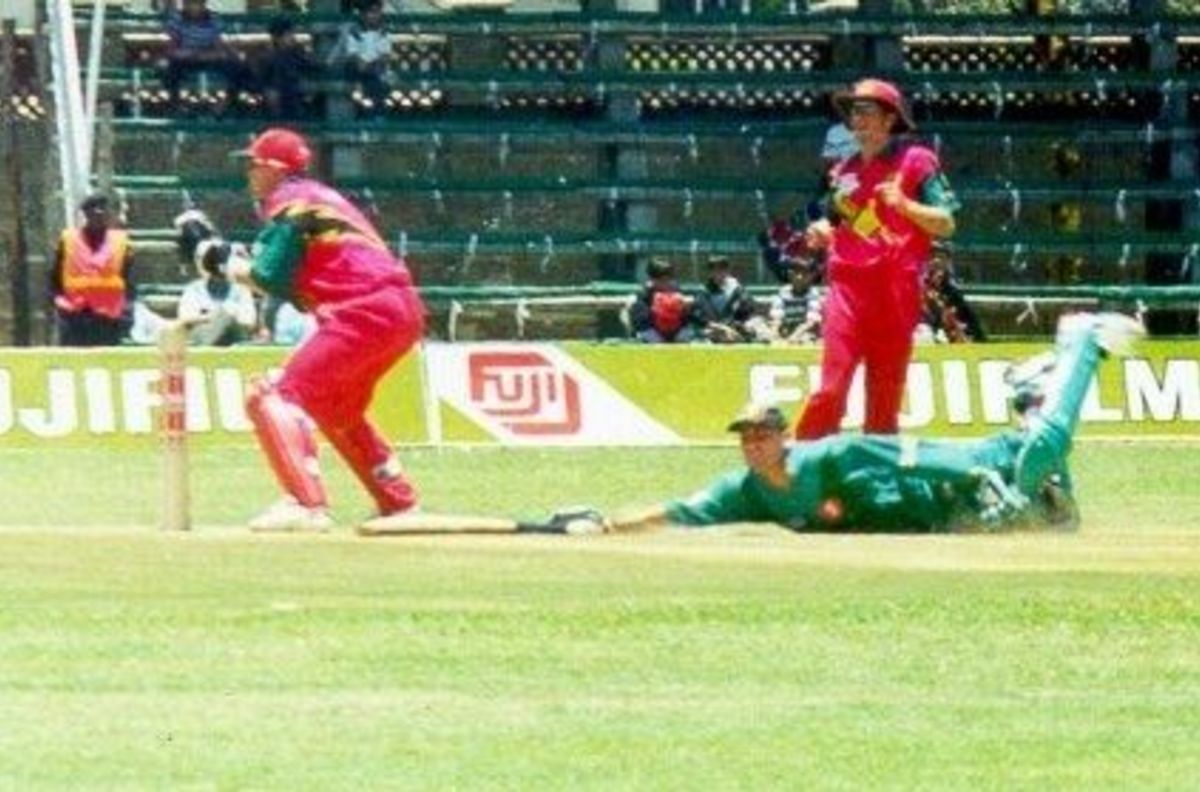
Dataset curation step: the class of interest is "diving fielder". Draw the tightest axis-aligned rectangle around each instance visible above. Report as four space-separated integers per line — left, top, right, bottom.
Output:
223 128 425 531
612 312 1140 534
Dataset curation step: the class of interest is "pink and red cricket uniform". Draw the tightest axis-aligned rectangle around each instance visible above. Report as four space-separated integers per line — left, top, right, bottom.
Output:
254 177 425 514
795 142 946 440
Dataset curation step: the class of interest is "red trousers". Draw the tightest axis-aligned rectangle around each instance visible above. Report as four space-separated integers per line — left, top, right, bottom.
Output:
276 285 425 511
795 266 921 440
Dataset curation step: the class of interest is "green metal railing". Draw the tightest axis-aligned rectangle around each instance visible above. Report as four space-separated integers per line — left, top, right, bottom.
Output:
111 172 1200 202
137 280 1200 306
128 227 1200 256
101 10 1200 38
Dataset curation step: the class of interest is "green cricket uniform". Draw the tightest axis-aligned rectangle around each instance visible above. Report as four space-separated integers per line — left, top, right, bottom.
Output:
667 317 1106 533
666 432 1021 532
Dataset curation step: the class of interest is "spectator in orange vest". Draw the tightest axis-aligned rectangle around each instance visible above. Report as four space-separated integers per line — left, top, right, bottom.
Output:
50 193 135 346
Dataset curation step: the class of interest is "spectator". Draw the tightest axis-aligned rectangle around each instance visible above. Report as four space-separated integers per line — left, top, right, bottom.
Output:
821 120 859 167
759 216 820 285
327 0 394 116
628 258 695 343
803 118 860 226
262 295 318 345
162 0 250 114
691 256 757 343
177 238 259 346
760 120 856 286
128 298 170 346
254 16 317 121
919 243 986 343
50 194 135 346
766 260 824 345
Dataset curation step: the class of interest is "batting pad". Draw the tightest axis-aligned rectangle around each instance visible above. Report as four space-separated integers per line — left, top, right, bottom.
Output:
246 387 328 508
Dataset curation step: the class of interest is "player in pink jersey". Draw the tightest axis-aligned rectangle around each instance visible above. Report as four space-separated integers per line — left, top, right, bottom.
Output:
223 128 425 531
796 79 958 440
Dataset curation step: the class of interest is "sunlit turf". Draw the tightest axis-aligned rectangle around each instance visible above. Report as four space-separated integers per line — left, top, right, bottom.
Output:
0 442 1197 789
2 440 1197 533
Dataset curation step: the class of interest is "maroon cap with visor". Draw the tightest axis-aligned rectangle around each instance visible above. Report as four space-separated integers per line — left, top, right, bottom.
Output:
832 78 916 133
231 128 312 174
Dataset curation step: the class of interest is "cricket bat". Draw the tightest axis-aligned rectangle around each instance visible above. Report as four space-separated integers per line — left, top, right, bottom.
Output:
356 512 556 537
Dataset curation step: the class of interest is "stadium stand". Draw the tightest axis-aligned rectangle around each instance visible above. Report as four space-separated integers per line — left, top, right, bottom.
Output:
4 1 1200 342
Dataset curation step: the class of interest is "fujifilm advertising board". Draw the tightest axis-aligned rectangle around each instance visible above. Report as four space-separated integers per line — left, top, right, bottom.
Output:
0 342 1196 447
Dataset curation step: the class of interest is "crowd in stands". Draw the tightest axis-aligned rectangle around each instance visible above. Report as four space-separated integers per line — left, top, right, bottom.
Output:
624 90 983 349
54 205 981 348
52 197 315 348
156 0 399 118
82 7 995 349
626 237 983 348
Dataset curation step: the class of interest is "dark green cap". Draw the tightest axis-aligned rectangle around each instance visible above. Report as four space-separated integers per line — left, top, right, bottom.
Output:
726 401 788 433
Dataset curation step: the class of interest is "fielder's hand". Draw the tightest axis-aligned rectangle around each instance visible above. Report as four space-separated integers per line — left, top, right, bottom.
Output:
875 175 908 211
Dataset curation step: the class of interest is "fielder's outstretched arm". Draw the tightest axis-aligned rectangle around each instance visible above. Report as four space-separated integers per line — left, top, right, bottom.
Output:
356 505 673 537
604 505 674 535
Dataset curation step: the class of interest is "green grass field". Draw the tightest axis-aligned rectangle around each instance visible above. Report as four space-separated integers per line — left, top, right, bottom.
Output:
1 442 1198 789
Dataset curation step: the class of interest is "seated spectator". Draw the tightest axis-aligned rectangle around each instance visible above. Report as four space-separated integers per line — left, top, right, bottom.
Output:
919 243 986 343
759 217 815 284
128 298 175 346
50 193 135 346
254 16 318 120
162 0 250 114
327 0 394 116
177 239 259 346
800 119 859 227
820 120 858 168
629 258 695 343
258 295 317 346
766 260 824 344
691 256 757 344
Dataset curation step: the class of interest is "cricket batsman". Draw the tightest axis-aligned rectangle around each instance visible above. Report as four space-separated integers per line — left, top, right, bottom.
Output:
796 78 958 440
221 127 425 531
360 313 1143 538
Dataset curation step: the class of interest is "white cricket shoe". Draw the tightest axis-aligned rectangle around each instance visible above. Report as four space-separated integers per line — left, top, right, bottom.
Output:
1057 312 1145 357
1092 312 1146 357
248 497 335 533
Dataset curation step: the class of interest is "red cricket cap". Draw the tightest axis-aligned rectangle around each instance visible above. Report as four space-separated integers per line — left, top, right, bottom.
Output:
833 78 916 133
232 128 312 174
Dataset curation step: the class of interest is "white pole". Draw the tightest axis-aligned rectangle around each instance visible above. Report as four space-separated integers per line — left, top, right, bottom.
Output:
45 0 77 222
46 0 90 214
83 0 108 178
